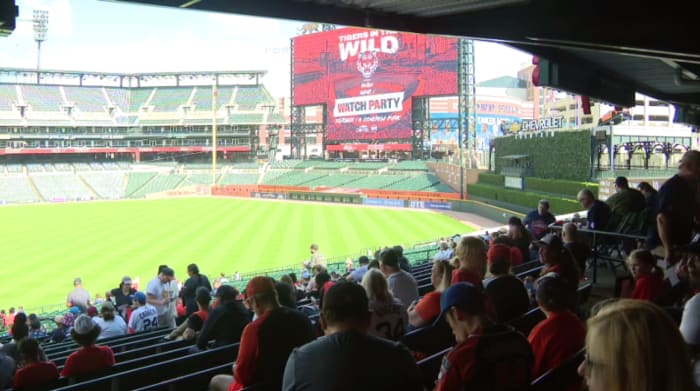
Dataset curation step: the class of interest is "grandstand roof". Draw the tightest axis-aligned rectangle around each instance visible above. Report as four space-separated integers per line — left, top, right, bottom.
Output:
0 68 268 88
112 0 700 126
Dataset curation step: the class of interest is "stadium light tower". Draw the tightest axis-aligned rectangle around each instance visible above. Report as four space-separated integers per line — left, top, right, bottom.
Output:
32 9 48 71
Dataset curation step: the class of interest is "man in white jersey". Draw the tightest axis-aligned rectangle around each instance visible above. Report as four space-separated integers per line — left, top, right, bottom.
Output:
147 266 176 328
128 292 159 333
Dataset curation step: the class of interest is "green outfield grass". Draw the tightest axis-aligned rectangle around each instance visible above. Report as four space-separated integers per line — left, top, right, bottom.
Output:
0 198 475 311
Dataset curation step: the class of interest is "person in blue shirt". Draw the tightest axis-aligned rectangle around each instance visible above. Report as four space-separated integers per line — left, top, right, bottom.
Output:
523 199 556 240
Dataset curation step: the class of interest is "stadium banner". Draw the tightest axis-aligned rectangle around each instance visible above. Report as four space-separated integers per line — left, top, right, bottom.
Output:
251 192 288 200
325 143 412 152
408 200 453 210
211 185 257 198
292 27 458 142
361 189 461 201
362 197 406 208
289 191 362 204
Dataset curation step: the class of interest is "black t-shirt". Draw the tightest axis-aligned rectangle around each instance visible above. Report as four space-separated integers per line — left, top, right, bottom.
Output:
565 242 591 273
587 200 611 231
484 275 531 323
110 287 136 319
646 175 696 249
252 307 315 389
181 274 212 316
196 300 250 349
283 331 422 391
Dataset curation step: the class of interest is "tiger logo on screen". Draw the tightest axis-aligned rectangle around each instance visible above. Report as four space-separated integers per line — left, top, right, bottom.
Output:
356 50 378 79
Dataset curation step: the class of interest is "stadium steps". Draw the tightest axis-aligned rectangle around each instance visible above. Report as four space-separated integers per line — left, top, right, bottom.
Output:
27 176 45 201
125 172 158 197
78 175 100 199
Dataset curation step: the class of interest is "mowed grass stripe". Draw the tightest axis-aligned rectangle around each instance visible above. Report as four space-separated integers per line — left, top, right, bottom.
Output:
0 198 474 310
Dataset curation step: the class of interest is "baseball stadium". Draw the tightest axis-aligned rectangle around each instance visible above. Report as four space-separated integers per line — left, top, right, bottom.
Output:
1 1 699 390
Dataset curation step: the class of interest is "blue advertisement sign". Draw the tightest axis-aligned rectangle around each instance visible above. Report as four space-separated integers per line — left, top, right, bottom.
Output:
363 198 405 208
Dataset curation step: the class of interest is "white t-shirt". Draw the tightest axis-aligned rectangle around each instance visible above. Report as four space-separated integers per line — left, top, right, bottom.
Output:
147 277 168 315
166 280 179 316
128 304 159 332
367 298 408 341
94 316 127 340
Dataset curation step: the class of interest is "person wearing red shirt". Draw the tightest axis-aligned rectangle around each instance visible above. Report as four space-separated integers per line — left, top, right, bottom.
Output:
407 260 454 329
434 282 532 391
12 338 58 390
528 276 585 389
60 315 115 378
627 249 665 302
209 276 315 391
166 287 211 342
451 237 487 289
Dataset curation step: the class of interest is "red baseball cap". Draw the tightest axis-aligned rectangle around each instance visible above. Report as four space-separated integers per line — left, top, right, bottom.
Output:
245 276 275 298
487 244 512 264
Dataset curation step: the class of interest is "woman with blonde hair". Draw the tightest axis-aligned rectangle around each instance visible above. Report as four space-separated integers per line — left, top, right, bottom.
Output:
579 299 694 391
451 236 487 289
407 260 454 329
361 269 408 341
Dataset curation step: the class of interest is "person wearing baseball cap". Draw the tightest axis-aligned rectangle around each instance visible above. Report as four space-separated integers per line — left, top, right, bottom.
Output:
484 243 530 323
146 266 176 329
109 276 137 321
127 292 158 334
60 315 115 377
210 276 314 391
433 282 532 391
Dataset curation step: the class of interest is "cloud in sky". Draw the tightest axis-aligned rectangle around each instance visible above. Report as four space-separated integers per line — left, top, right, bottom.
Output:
0 0 535 97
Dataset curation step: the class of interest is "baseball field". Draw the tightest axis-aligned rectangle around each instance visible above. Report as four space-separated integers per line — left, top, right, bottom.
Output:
0 197 475 311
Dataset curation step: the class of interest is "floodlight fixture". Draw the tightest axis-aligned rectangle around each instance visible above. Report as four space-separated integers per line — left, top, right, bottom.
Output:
32 9 48 71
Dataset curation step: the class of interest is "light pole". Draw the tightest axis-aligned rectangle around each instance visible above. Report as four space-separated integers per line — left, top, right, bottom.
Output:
32 9 48 75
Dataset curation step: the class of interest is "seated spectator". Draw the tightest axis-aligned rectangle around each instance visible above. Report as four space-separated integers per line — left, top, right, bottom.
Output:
348 256 370 282
528 276 585 386
606 176 646 230
167 286 211 341
94 301 127 340
210 277 314 391
361 269 407 341
637 181 658 211
451 236 487 289
393 245 412 273
379 248 419 311
484 244 530 323
433 242 454 262
196 285 250 350
49 315 68 343
626 249 664 302
408 260 454 329
523 200 556 240
562 222 592 274
60 315 115 377
2 315 28 362
491 235 523 267
577 188 611 231
27 313 48 340
305 265 327 293
128 291 159 333
579 299 694 391
0 352 14 390
679 243 700 387
275 280 297 309
282 282 422 391
535 234 580 288
434 282 533 390
86 306 98 318
508 216 534 262
12 338 58 390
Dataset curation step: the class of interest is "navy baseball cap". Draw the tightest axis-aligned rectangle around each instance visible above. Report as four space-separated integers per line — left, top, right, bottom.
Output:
134 291 147 304
434 282 486 326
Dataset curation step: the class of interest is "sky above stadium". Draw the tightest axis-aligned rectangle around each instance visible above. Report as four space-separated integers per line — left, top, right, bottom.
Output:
0 0 534 97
